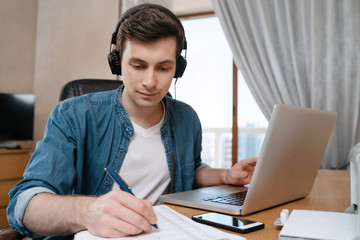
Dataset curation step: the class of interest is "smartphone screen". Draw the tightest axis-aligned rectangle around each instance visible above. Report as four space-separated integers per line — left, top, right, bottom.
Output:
192 212 264 233
198 213 256 227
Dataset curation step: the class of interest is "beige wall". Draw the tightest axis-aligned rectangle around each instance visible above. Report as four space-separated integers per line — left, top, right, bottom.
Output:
0 0 37 93
0 0 214 148
34 0 119 143
0 0 120 148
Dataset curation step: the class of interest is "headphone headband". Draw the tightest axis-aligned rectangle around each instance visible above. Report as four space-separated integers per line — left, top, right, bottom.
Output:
107 3 187 77
111 4 187 49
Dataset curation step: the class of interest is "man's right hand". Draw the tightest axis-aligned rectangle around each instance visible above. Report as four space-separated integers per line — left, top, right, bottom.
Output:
83 190 157 238
22 191 157 238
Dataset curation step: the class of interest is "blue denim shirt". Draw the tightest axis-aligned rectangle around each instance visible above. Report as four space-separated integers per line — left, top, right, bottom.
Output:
7 87 203 239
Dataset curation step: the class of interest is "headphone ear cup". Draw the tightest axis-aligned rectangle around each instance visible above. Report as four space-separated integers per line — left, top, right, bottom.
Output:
174 55 187 78
107 50 122 75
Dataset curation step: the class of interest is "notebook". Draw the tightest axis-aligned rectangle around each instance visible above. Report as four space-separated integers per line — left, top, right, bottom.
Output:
159 104 337 215
278 210 359 240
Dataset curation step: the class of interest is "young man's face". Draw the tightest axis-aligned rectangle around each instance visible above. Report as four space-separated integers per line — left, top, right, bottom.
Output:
121 37 177 111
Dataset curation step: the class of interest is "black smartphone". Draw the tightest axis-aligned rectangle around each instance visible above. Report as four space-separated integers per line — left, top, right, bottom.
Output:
192 212 264 234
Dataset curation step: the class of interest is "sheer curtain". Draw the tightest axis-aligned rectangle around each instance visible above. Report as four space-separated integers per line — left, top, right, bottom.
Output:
212 0 360 169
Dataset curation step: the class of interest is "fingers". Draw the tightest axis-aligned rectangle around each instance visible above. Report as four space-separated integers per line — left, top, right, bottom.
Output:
228 157 258 185
117 194 157 227
231 159 255 174
240 157 258 168
239 157 257 171
110 198 153 231
144 200 158 223
91 215 144 238
85 190 157 238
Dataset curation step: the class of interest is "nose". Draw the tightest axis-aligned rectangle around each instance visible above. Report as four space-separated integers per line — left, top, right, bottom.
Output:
142 68 157 89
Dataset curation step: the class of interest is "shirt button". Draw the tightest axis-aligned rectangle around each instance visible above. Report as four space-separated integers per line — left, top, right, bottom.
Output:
104 181 110 186
126 127 131 131
119 150 124 155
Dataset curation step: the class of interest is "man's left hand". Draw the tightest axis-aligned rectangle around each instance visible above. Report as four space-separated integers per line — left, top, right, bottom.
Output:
225 157 257 185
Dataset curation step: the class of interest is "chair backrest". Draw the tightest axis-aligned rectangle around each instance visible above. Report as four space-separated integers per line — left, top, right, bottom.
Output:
59 79 123 101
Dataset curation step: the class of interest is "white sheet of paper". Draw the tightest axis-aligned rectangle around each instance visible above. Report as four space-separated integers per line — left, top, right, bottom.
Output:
279 210 360 240
75 205 246 240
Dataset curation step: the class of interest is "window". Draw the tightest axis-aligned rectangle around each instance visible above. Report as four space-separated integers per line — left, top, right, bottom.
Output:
169 16 268 168
237 71 268 162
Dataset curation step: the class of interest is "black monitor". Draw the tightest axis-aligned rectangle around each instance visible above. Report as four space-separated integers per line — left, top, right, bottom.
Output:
0 93 35 144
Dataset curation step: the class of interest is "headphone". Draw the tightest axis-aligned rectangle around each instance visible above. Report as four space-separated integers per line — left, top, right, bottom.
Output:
107 3 187 78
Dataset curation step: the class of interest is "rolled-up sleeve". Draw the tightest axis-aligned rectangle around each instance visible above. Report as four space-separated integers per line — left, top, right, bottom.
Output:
14 187 55 227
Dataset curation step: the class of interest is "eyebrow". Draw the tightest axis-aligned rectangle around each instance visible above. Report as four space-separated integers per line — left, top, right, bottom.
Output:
128 57 175 65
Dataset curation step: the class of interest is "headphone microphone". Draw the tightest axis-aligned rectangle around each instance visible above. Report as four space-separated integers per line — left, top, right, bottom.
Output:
107 4 187 78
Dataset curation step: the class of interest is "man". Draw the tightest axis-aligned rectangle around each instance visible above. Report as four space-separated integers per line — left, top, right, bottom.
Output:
7 4 257 239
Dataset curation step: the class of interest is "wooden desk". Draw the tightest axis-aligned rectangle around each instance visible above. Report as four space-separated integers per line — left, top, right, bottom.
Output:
0 149 32 228
165 170 350 240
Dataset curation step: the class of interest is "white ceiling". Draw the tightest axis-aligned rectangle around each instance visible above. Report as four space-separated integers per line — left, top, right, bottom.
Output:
122 0 214 16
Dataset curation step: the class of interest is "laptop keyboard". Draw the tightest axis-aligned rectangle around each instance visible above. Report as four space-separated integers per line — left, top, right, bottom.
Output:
204 191 247 206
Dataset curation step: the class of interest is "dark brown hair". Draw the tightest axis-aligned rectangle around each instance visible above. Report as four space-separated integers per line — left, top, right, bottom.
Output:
115 7 185 61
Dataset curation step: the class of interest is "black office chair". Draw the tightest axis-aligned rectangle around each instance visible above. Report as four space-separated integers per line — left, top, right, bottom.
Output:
59 78 123 101
59 78 171 101
0 79 123 240
0 227 23 240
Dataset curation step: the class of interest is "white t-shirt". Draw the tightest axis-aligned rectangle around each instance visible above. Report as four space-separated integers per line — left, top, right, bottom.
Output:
113 106 170 204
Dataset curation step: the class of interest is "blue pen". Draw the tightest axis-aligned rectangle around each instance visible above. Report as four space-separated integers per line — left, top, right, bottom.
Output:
104 166 158 229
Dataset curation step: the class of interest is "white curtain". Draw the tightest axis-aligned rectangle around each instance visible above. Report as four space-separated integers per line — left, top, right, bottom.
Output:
212 0 360 169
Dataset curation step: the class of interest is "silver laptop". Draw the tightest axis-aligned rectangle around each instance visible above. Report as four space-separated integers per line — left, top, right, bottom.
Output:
159 104 337 215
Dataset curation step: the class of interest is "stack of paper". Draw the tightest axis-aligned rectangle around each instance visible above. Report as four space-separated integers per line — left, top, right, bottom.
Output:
75 205 246 240
279 210 359 240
